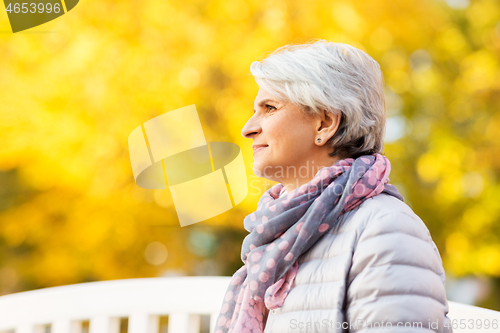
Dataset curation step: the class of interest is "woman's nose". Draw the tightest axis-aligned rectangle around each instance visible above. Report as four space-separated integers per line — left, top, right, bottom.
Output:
241 114 261 139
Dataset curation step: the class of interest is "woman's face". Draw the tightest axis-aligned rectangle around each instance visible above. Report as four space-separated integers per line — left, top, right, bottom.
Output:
241 87 321 184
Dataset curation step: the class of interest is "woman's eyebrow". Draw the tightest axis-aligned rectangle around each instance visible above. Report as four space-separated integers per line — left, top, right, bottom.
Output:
253 99 278 113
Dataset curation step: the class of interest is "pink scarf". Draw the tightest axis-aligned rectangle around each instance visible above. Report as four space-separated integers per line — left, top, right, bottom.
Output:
214 154 403 333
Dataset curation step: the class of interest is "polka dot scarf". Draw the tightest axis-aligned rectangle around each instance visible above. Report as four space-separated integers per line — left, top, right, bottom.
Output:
214 154 403 333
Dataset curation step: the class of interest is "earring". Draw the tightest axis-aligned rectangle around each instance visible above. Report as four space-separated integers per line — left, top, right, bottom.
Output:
317 138 321 143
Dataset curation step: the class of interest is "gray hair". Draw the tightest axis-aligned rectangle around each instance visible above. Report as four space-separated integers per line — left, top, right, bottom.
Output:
249 40 386 160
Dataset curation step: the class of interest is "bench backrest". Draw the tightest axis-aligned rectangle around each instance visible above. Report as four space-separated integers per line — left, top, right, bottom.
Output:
1 276 499 333
0 277 231 333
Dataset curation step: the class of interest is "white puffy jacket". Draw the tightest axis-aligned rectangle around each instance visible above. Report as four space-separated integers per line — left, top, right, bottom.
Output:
263 192 452 333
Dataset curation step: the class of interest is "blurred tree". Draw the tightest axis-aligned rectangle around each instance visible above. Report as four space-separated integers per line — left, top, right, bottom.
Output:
0 0 499 309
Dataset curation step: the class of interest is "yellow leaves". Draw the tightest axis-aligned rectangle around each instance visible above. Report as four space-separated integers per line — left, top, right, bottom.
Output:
460 172 484 198
466 0 500 29
215 89 236 119
435 170 465 204
382 49 411 93
2 222 27 247
60 32 100 72
417 138 466 183
440 173 499 277
83 75 108 106
440 142 467 169
331 2 366 38
178 67 201 90
411 67 441 95
386 70 411 94
461 203 492 235
113 217 138 251
224 0 251 21
416 137 482 205
477 245 500 276
369 28 393 52
153 189 174 209
144 241 169 266
144 2 176 29
446 243 500 277
70 208 115 251
263 7 286 32
448 96 475 122
0 0 499 291
436 26 469 59
446 232 469 256
381 49 407 71
445 232 472 276
459 49 499 93
485 112 500 144
0 202 45 246
130 185 155 203
0 267 18 293
33 247 80 285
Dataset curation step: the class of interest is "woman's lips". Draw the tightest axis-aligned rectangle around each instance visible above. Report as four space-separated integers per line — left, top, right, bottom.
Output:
253 146 267 156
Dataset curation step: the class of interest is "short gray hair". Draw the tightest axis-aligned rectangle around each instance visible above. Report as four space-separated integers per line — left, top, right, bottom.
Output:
250 40 386 160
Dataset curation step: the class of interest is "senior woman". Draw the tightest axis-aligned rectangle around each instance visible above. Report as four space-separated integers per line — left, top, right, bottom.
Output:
214 40 452 333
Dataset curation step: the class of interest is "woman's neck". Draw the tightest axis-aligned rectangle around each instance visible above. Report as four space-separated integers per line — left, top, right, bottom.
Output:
281 155 340 193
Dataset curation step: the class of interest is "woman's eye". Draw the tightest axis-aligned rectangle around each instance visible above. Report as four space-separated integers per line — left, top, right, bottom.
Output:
266 105 277 112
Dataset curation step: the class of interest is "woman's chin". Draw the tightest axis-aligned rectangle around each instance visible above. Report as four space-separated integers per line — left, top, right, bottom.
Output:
252 165 266 178
252 160 271 178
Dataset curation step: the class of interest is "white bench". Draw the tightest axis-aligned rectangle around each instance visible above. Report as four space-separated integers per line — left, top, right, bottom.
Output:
0 277 231 333
0 276 498 333
446 301 500 333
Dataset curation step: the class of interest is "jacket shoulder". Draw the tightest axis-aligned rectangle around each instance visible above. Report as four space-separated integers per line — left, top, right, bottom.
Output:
347 193 446 281
343 193 451 330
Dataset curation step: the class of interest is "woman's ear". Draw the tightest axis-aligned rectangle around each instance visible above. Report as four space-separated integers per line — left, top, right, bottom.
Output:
315 110 341 143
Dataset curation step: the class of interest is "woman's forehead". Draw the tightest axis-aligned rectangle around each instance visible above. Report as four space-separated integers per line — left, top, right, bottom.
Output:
254 88 282 107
